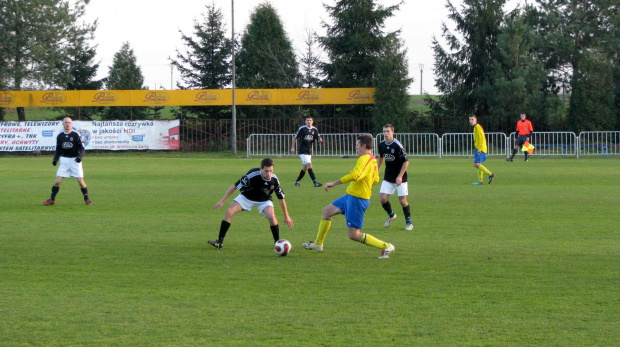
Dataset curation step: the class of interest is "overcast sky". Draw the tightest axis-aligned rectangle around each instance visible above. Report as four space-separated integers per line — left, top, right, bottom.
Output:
83 0 521 95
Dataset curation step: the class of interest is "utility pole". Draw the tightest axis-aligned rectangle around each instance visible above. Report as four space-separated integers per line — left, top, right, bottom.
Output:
419 64 424 95
231 0 237 155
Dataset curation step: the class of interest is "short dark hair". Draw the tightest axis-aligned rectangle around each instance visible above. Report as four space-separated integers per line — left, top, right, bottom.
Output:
383 124 394 132
261 158 274 168
357 134 373 150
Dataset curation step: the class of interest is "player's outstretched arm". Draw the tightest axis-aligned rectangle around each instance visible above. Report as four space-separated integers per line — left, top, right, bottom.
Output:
212 184 236 210
278 199 294 227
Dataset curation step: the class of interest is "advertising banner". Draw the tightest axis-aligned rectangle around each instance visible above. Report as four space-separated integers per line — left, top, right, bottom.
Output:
0 120 180 152
0 88 375 107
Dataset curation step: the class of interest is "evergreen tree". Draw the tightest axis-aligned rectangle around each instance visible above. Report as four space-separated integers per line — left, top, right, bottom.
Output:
534 0 617 131
56 21 103 120
483 8 560 131
0 0 93 121
373 34 412 133
319 0 402 120
170 2 233 119
299 29 323 88
101 42 146 120
236 3 300 119
430 0 506 131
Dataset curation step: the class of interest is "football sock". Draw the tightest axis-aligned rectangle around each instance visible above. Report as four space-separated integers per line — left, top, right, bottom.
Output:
479 164 492 176
51 186 59 200
360 233 389 250
315 218 331 245
296 170 306 182
81 187 89 201
511 148 517 159
478 169 484 182
381 201 393 216
402 205 411 223
218 220 231 242
308 168 317 181
270 224 280 243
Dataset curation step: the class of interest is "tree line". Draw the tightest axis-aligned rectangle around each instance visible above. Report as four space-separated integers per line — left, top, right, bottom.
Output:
1 0 618 133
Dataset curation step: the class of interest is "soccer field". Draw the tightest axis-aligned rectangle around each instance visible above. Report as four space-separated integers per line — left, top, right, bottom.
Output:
1 154 618 346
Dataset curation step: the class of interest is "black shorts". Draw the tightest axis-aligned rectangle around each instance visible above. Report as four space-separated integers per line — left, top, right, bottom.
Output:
515 135 529 147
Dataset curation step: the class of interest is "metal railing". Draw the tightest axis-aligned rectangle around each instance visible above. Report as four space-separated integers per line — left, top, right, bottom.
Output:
246 131 620 158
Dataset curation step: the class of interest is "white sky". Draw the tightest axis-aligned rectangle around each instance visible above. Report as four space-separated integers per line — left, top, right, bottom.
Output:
83 0 522 95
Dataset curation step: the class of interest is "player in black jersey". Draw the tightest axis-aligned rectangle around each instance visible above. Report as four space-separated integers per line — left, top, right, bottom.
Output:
208 158 294 249
377 124 413 230
291 116 323 187
43 117 91 206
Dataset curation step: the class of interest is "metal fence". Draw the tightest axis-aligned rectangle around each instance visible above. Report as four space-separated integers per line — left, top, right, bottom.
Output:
247 133 372 157
247 131 620 158
578 131 620 158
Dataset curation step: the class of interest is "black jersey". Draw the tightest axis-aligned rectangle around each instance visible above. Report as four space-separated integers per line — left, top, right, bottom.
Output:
53 130 85 162
378 139 408 183
294 126 321 155
235 168 285 202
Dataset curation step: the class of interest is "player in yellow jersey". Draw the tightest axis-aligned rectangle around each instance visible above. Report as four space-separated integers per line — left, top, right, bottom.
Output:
302 134 395 259
469 115 495 185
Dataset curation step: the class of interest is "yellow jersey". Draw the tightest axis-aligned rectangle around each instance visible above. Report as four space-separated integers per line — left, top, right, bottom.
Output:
340 153 379 200
473 124 487 153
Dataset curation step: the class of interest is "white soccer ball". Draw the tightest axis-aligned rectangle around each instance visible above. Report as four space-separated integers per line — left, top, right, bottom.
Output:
274 239 292 256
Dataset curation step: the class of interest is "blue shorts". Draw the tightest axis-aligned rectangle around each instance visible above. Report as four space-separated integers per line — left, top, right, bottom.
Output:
331 194 370 230
473 149 487 163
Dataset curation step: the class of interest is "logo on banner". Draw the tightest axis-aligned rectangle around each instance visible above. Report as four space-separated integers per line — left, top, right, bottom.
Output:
143 92 170 105
246 90 272 104
42 130 54 137
41 92 67 105
194 91 222 104
347 89 373 103
132 135 144 142
92 92 119 105
0 93 16 106
296 90 323 103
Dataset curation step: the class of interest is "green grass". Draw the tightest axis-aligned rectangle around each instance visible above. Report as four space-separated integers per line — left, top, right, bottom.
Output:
1 154 618 346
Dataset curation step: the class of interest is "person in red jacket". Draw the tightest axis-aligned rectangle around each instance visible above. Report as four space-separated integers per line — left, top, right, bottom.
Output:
507 113 534 162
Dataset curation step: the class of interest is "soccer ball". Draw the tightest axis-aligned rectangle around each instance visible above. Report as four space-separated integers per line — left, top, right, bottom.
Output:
274 239 292 256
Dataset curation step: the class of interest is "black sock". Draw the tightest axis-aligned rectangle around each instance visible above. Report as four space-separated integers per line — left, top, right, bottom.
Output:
296 170 306 182
382 201 393 216
510 148 517 159
51 186 60 200
218 220 231 242
81 187 89 201
403 204 411 223
270 224 280 243
308 168 317 181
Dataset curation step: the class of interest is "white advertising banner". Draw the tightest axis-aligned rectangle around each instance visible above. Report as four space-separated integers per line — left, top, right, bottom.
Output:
0 120 180 151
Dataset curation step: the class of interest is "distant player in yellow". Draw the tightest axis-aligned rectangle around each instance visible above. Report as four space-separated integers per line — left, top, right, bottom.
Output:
469 115 495 185
302 134 395 259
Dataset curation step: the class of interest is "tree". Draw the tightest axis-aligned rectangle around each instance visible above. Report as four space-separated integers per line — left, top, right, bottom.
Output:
235 3 300 119
0 0 93 121
430 0 506 131
170 2 233 119
373 33 412 133
482 8 561 131
299 29 323 88
236 3 300 89
56 20 103 120
534 0 618 131
101 42 146 120
319 0 403 120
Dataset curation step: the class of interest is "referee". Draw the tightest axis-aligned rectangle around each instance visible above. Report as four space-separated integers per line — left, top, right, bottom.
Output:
43 117 91 206
507 113 534 162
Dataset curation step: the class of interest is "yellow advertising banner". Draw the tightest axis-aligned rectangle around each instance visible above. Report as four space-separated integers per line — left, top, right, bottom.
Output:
0 88 375 107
